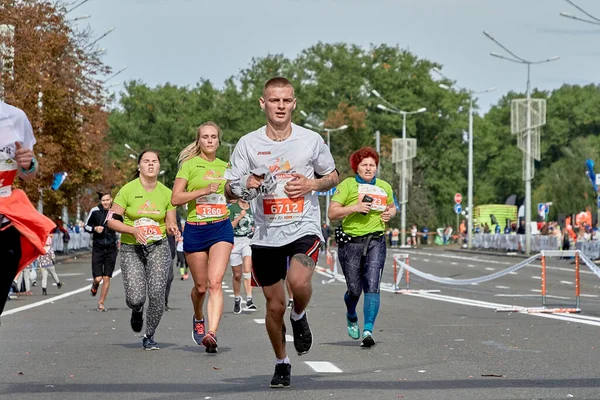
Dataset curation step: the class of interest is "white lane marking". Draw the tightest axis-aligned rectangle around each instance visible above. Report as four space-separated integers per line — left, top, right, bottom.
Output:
495 294 570 300
451 262 458 266
228 295 235 298
495 286 510 289
581 294 599 298
467 264 476 268
423 259 430 262
485 267 496 271
2 269 122 316
560 281 573 285
509 272 518 275
254 319 265 324
530 289 542 293
531 276 542 280
57 273 84 277
304 361 343 373
224 289 234 293
286 335 294 342
222 285 229 288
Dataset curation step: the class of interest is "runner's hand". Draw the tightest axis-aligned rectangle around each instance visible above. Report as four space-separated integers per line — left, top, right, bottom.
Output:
167 224 180 238
240 209 247 218
284 173 312 199
15 142 34 170
381 205 392 222
354 202 372 215
246 174 263 189
133 227 147 245
94 226 104 234
205 183 220 195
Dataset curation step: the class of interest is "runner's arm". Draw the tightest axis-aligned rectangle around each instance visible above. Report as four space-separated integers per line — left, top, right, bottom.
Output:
312 169 338 192
328 200 369 221
165 209 179 237
171 178 210 207
105 204 134 236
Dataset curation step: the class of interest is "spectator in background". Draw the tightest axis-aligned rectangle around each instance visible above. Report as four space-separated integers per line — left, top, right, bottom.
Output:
321 223 331 251
38 237 62 295
391 227 399 248
422 227 429 245
483 223 490 234
517 220 526 235
495 223 501 234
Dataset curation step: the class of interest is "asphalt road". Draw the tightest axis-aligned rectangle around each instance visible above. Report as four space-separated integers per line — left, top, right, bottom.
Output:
2 246 600 399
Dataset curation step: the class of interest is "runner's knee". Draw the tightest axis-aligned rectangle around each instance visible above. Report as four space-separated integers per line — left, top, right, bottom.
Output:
267 298 286 319
208 277 223 292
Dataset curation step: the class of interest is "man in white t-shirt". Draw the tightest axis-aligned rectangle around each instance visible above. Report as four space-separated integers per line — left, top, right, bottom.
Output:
225 77 338 389
0 101 38 314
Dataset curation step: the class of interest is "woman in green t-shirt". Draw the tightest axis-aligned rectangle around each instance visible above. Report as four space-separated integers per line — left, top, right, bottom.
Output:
107 150 179 350
328 147 396 348
171 121 234 354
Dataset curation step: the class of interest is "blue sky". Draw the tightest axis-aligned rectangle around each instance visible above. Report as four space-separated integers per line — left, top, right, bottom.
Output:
73 0 600 112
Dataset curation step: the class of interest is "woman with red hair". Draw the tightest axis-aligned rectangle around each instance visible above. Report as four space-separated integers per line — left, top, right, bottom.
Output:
328 147 396 348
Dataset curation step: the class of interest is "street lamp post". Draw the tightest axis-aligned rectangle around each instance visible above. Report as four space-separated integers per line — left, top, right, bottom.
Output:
304 121 348 226
483 31 559 255
373 90 426 248
435 68 495 249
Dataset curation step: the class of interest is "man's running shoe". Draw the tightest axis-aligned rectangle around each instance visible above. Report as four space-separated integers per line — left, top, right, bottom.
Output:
233 297 242 314
164 304 171 312
192 316 205 345
142 335 159 350
130 309 143 333
347 316 360 340
270 363 291 388
202 331 218 353
290 312 312 355
287 299 294 309
361 330 376 348
245 298 257 311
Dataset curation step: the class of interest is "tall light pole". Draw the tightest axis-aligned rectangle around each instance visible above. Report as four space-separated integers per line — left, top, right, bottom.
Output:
560 0 600 25
373 90 426 247
483 31 559 255
434 68 496 249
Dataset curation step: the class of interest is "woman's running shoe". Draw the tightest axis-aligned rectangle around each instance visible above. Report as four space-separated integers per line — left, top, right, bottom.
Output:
361 330 376 348
192 316 205 345
142 335 159 350
347 317 360 340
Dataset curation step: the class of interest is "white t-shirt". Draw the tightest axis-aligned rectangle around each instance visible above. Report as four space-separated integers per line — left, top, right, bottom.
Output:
0 102 35 200
226 124 336 247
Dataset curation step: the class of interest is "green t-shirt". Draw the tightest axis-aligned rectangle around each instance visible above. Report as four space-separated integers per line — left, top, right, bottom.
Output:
113 178 176 245
330 177 395 237
229 202 254 237
175 156 229 223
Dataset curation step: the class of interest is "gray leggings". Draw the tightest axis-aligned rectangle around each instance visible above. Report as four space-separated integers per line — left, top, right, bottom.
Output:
120 239 171 338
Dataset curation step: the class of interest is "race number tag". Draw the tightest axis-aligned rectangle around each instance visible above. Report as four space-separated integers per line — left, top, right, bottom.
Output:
358 184 388 212
0 153 18 195
196 194 227 220
134 217 163 242
263 181 304 223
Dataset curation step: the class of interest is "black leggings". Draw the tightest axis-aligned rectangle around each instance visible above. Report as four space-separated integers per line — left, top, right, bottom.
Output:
0 225 22 315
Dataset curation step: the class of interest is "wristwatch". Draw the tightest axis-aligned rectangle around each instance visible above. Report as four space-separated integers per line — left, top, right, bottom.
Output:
20 157 36 174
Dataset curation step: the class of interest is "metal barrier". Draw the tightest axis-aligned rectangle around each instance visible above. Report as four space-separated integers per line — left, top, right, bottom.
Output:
51 232 92 252
576 241 600 260
473 234 560 252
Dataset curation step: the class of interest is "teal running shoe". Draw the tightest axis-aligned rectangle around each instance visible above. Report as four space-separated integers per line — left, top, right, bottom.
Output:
347 317 360 340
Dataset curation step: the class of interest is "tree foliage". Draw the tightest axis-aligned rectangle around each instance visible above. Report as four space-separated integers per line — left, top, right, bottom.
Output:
1 0 115 217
